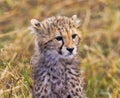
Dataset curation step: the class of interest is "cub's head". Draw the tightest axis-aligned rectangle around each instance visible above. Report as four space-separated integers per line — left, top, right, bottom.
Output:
31 15 81 58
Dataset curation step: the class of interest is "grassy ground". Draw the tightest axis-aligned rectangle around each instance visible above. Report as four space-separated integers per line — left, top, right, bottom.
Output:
0 0 120 98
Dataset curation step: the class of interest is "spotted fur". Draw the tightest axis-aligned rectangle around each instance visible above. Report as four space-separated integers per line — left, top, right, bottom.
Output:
31 15 86 98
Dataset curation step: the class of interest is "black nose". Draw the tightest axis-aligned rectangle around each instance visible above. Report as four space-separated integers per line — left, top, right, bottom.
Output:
66 48 74 53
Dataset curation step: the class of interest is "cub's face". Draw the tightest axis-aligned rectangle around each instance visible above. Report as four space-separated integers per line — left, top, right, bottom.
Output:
31 15 81 58
53 28 80 58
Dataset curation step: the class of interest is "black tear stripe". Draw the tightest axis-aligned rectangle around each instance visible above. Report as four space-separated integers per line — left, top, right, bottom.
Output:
77 36 81 45
59 38 64 55
57 30 64 55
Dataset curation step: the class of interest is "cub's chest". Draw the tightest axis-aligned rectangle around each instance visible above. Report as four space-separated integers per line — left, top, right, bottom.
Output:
39 63 80 87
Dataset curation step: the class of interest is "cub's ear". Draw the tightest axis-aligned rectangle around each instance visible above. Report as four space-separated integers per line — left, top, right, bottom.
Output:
31 19 41 29
71 15 81 28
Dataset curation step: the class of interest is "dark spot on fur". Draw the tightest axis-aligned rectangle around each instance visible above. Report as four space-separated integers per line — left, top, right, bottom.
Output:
75 92 78 96
44 89 47 93
41 96 45 98
47 72 50 76
79 88 81 91
37 93 40 97
76 88 79 92
72 84 75 87
71 82 75 87
71 90 74 94
52 76 57 80
67 95 71 98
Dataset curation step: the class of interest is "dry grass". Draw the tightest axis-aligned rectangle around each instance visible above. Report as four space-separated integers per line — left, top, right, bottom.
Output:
0 0 120 98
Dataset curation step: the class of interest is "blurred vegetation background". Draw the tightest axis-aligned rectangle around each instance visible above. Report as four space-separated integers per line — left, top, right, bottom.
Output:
0 0 120 98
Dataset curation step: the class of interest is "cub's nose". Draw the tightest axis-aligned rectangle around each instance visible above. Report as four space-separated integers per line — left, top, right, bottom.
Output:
66 48 74 53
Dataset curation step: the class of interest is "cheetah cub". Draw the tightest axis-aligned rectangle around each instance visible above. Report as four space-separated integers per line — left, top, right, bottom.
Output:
31 15 86 98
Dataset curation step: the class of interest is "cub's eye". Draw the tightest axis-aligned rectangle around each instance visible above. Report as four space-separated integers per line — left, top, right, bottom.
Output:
55 36 63 41
72 34 77 39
